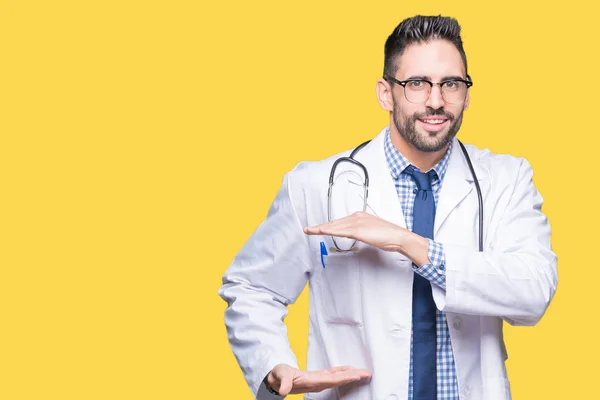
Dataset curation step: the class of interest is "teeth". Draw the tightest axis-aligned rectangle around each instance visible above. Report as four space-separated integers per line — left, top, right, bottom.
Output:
422 119 445 124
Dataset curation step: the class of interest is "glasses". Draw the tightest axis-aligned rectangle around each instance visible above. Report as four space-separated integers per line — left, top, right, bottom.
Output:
383 74 473 104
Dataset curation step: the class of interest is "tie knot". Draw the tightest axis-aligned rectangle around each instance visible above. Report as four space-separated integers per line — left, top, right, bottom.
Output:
404 167 435 191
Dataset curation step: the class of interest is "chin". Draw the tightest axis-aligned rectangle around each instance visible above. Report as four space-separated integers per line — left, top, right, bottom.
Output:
416 132 452 152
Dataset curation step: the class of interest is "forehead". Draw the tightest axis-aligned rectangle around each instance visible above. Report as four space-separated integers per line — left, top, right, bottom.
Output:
395 39 466 79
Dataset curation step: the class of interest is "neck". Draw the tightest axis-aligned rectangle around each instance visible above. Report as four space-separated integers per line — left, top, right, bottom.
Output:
390 127 450 172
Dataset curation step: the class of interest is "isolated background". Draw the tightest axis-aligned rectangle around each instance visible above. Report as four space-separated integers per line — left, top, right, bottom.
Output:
1 1 595 398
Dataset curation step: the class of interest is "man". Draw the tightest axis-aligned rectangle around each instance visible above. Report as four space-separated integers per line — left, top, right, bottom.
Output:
218 15 557 400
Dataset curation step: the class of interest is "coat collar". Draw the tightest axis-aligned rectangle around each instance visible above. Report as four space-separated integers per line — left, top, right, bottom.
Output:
348 127 485 235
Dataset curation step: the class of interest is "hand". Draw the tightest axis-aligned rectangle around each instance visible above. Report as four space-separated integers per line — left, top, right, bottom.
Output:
266 363 372 395
304 212 429 264
304 211 412 252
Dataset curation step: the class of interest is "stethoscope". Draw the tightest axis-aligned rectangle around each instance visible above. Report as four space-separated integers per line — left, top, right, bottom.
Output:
328 139 483 253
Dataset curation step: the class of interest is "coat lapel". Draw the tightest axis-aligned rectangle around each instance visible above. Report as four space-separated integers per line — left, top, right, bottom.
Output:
351 128 407 229
434 138 485 236
341 131 485 235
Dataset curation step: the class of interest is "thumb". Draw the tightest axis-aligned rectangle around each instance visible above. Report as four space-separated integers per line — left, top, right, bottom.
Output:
277 371 294 396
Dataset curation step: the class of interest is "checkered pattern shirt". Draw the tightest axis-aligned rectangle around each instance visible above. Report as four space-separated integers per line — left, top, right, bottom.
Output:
383 128 459 399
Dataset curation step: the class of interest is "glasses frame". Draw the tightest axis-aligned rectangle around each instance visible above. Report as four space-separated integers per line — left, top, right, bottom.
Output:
383 74 473 104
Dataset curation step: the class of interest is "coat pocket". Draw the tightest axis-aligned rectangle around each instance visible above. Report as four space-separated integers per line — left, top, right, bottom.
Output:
315 252 362 325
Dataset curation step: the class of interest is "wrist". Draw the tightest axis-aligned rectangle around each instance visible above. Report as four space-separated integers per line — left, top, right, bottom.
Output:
264 374 280 395
396 229 430 266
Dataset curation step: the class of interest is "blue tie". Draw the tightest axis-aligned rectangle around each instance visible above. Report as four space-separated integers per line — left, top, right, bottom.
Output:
405 166 437 400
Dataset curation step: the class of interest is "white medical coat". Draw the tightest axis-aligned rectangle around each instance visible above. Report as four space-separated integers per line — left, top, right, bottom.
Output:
218 128 558 400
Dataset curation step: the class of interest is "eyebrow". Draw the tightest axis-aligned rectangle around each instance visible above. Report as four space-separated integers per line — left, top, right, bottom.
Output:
405 75 466 81
441 75 466 81
406 75 430 81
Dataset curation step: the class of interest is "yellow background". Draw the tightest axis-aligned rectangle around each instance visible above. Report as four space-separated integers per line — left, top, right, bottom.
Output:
0 1 596 399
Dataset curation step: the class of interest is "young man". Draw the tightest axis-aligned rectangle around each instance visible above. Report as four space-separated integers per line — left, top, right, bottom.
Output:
219 15 557 400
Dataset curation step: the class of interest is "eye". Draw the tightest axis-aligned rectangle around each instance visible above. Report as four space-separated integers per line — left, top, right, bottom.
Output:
406 80 427 90
443 80 459 89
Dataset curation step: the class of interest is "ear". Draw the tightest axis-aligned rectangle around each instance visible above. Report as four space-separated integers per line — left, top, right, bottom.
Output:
376 78 395 112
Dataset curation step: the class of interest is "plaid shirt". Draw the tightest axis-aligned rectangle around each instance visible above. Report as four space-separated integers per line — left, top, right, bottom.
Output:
383 128 459 399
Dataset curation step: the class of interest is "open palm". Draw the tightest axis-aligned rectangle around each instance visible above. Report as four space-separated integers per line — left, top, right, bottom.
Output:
267 364 372 395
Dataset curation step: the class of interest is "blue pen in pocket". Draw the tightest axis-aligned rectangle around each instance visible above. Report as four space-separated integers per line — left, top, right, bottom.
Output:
320 241 328 268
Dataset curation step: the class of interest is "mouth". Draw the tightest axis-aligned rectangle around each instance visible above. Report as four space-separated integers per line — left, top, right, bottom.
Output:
417 117 450 132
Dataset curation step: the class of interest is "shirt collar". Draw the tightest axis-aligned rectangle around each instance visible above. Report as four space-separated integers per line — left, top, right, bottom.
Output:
383 126 453 182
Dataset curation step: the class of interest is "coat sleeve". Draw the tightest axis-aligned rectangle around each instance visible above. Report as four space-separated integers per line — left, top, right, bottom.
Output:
218 170 312 398
432 158 558 326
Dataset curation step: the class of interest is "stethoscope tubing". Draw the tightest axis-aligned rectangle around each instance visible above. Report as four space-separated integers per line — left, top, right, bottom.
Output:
328 139 483 252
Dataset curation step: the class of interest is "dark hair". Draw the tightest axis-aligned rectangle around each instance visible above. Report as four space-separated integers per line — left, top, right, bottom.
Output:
384 15 468 78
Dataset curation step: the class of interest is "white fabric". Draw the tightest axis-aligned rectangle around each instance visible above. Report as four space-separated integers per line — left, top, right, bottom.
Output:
218 127 558 400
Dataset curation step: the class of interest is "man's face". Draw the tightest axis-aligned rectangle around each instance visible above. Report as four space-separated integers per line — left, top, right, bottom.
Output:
391 40 469 152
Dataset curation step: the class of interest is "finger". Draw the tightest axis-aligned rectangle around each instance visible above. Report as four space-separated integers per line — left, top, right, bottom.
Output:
341 369 372 380
304 225 325 235
331 367 372 376
354 369 373 379
278 373 294 396
293 368 371 394
332 369 373 384
327 365 355 373
304 212 362 231
304 219 342 233
304 219 356 237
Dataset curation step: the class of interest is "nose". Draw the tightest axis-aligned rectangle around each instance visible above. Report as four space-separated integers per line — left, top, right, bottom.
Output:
425 84 445 109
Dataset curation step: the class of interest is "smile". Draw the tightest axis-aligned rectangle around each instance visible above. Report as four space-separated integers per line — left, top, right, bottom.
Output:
417 118 450 132
418 118 447 124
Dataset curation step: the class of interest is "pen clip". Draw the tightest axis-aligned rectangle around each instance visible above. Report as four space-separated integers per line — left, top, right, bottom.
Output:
320 241 328 268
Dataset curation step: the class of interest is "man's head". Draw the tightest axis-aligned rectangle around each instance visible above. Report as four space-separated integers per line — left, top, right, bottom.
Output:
377 15 472 153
